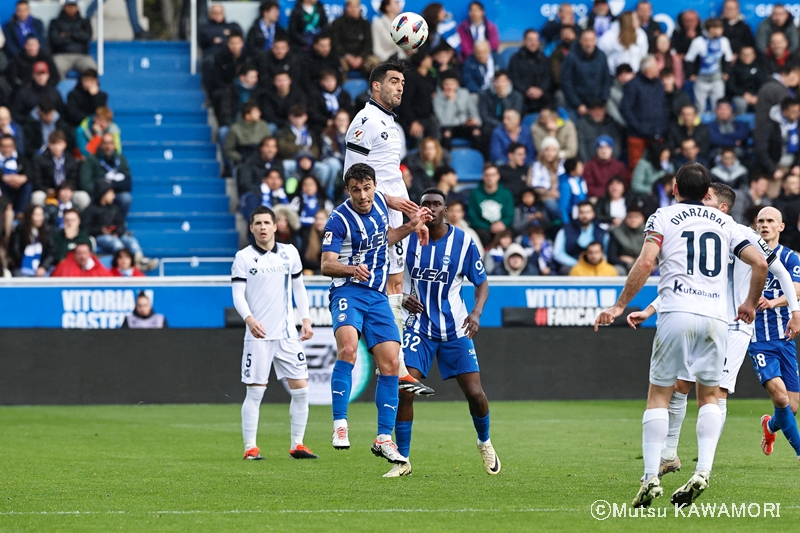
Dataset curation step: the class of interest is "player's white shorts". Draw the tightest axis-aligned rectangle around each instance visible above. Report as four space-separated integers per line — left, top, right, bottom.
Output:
677 327 753 393
386 199 407 275
650 312 727 387
241 338 308 384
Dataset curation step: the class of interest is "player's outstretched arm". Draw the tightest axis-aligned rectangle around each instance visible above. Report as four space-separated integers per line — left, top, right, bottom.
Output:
737 246 769 324
388 207 432 245
463 280 489 339
384 194 421 218
321 251 370 281
594 241 659 331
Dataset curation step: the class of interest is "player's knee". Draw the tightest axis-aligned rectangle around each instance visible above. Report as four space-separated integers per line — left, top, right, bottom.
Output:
380 358 400 375
337 344 358 363
466 386 487 407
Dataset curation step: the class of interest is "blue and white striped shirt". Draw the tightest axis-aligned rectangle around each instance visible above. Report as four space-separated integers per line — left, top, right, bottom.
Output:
402 224 487 341
755 244 800 342
322 190 390 293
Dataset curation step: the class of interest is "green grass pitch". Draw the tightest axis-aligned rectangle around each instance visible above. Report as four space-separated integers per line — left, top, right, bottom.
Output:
2 400 800 532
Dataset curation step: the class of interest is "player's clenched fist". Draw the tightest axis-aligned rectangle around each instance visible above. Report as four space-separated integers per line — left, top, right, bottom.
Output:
351 263 370 281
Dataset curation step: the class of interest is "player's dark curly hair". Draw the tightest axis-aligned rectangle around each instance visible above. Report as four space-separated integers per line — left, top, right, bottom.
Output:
369 60 407 87
344 163 376 187
675 163 711 201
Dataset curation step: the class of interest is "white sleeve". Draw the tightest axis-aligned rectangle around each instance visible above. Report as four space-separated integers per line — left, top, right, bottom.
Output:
769 259 800 313
292 276 311 320
232 282 253 321
722 37 734 62
231 252 247 282
684 37 703 63
649 295 662 313
343 119 375 175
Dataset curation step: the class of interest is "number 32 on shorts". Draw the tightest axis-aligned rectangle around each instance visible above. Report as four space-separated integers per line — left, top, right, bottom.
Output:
403 333 420 352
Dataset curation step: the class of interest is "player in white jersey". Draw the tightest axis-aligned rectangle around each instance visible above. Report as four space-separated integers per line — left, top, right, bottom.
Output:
627 183 800 476
594 164 769 508
344 60 435 396
231 206 318 461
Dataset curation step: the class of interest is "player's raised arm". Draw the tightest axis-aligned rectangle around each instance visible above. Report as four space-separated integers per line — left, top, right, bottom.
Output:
387 207 432 245
735 245 768 324
384 194 421 218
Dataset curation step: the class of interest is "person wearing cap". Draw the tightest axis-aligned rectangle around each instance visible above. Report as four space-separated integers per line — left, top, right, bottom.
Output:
582 135 629 199
65 69 107 128
22 94 73 160
48 0 97 80
2 1 46 59
11 60 63 124
9 35 59 92
576 100 623 162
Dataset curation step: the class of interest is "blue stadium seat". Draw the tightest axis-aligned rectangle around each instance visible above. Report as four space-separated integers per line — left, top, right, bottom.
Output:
450 148 485 183
343 79 368 101
701 112 716 124
57 79 77 102
736 113 755 131
499 47 519 70
450 138 471 148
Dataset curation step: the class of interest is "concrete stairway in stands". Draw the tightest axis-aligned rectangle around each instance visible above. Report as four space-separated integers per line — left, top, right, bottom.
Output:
98 41 237 275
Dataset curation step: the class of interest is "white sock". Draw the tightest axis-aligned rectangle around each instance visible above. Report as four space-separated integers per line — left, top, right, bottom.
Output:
333 418 347 430
377 433 392 442
242 386 266 450
289 387 309 449
662 391 688 460
718 397 727 437
643 408 669 479
388 294 409 378
696 402 722 474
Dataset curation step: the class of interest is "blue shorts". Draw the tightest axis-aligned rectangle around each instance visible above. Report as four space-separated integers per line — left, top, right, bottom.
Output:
749 340 800 393
329 286 400 350
402 332 480 381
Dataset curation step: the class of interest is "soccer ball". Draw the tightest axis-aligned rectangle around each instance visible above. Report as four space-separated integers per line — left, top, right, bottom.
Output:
390 12 429 51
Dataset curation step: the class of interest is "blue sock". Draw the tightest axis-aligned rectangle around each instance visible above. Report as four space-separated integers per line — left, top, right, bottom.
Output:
375 375 399 436
395 420 413 458
331 360 353 420
472 411 490 443
774 405 800 456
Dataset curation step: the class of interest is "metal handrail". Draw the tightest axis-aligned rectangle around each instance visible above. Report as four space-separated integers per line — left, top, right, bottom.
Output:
97 0 104 75
190 0 197 75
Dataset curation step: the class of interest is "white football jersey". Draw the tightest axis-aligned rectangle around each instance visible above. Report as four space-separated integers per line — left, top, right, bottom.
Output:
727 224 776 334
344 99 407 198
645 201 751 322
231 243 302 341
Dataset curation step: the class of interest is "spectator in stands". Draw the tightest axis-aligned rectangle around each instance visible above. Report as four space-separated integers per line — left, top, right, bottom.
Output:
276 105 324 175
773 173 800 221
608 206 645 274
23 96 72 160
43 181 80 229
765 31 800 77
397 51 440 146
721 0 754 54
553 201 607 274
586 0 616 40
258 71 306 131
299 207 328 274
300 33 341 93
541 3 581 45
30 130 85 209
11 60 63 124
484 229 514 274
708 99 750 159
621 55 668 170
557 157 587 223
428 166 464 207
457 2 499 63
237 136 284 201
199 3 243 83
372 0 407 61
65 68 107 128
288 0 328 52
685 18 733 112
549 26 577 93
0 133 30 215
576 101 622 162
497 243 537 276
635 1 660 46
513 186 552 234
0 197 10 276
654 33 683 87
478 70 523 142
51 240 110 277
223 100 271 169
756 3 798 54
246 1 284 55
462 40 500 94
728 46 766 115
121 292 169 328
498 142 529 198
2 1 45 59
9 35 59 92
404 137 450 195
273 204 301 248
320 109 349 197
670 10 701 55
605 63 634 128
583 135 629 199
290 175 333 230
529 136 564 219
669 103 711 158
521 225 554 276
330 0 378 77
559 29 611 118
8 203 52 276
431 42 462 85
531 108 577 160
569 241 618 276
755 96 800 182
51 207 87 263
307 69 353 135
490 108 534 165
76 106 120 158
421 3 461 52
48 0 96 79
731 174 771 224
661 68 692 125
598 11 649 75
468 162 514 246
242 166 290 219
710 147 749 187
434 73 482 150
755 64 800 140
631 141 673 195
80 133 132 217
209 31 248 96
0 108 24 157
508 29 551 114
672 137 708 168
445 198 484 255
594 174 629 227
259 34 302 83
213 65 259 154
110 248 144 277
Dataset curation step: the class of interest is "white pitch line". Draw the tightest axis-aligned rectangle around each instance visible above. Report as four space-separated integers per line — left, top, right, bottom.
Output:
0 508 582 516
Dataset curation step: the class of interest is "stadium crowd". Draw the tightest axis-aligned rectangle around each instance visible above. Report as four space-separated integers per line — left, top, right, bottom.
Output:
0 0 158 277
4 0 800 278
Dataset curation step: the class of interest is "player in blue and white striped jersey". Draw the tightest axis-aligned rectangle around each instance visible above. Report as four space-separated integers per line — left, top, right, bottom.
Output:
321 163 431 469
750 207 800 461
384 188 499 478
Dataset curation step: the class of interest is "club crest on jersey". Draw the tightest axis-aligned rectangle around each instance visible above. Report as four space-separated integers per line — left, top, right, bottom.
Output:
280 250 289 260
381 131 389 140
338 313 347 323
410 267 450 283
249 267 258 275
442 256 451 266
350 129 365 143
323 231 332 245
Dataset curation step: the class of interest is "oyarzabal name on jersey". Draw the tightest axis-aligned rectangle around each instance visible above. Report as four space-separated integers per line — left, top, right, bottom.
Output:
669 208 726 227
672 280 720 298
61 289 153 329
